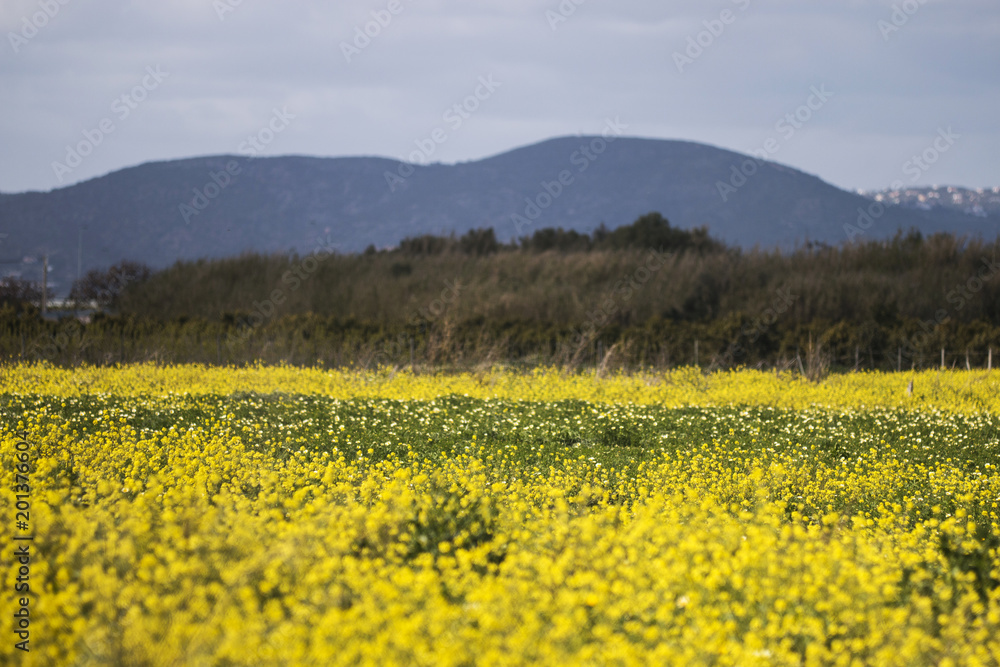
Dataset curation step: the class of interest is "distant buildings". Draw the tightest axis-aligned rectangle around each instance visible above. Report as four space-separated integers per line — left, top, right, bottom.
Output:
858 185 1000 218
41 299 100 323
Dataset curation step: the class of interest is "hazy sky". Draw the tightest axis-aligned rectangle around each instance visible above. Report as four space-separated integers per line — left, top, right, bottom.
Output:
2 0 998 194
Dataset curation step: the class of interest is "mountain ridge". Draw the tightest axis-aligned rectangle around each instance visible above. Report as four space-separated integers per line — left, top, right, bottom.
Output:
1 135 996 296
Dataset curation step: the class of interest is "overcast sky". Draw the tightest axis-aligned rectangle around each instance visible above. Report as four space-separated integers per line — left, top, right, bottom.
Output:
1 0 998 195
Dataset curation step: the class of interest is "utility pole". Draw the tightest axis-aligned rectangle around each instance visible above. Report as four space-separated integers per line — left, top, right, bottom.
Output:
77 228 83 282
41 253 48 317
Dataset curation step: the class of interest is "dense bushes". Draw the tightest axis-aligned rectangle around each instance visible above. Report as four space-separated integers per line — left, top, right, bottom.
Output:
4 310 997 373
113 225 1000 329
3 215 998 371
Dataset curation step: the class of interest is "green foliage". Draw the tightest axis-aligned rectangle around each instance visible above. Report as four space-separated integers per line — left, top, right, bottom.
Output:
0 277 41 310
601 212 722 253
520 227 592 253
111 224 999 331
3 309 998 371
69 260 151 309
4 223 999 371
19 392 1000 535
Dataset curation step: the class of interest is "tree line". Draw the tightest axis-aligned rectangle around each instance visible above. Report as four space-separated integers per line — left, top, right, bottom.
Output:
1 213 998 372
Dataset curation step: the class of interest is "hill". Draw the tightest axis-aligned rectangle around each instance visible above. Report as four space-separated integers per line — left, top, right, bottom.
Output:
1 136 995 295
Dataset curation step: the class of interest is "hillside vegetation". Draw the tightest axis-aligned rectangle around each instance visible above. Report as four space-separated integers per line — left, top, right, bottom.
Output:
3 214 999 371
119 214 999 325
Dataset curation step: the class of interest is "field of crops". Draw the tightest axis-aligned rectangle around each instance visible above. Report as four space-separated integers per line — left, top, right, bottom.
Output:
2 363 999 665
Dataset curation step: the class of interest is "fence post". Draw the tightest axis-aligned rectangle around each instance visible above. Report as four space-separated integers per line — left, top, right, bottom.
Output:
990 347 993 370
940 347 945 370
897 347 901 373
854 346 859 371
694 340 699 367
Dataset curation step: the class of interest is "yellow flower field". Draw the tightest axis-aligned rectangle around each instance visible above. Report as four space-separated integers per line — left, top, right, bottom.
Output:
1 363 998 665
3 362 1000 412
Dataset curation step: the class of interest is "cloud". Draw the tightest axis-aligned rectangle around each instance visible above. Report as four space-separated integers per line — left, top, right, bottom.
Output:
1 0 998 193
